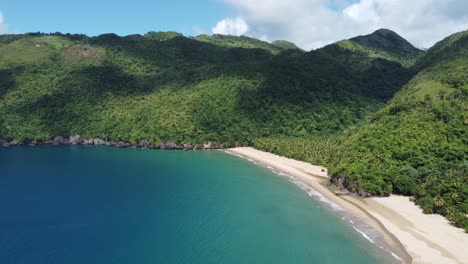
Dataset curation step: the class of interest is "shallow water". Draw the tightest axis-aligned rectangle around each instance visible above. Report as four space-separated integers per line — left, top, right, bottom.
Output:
0 146 397 263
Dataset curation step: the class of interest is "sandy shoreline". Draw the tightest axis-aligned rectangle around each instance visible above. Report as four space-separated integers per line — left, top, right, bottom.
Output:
227 147 468 264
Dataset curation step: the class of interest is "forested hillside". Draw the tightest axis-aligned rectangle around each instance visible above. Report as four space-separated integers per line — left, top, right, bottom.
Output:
253 30 468 231
324 29 423 67
0 30 411 145
331 30 468 230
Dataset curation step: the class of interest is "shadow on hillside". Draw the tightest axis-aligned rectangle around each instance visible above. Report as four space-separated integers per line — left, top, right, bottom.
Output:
229 45 415 137
3 39 272 138
1 35 414 141
90 34 274 70
0 67 21 99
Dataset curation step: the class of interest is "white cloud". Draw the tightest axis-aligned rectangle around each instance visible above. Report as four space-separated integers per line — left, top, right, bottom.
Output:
212 17 249 36
216 0 468 50
0 12 8 34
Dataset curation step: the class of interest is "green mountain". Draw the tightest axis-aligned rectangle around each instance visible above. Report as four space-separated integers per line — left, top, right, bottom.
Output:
144 31 184 41
327 29 423 67
331 30 468 230
271 40 301 50
0 31 411 145
319 30 420 100
252 30 467 231
194 34 299 54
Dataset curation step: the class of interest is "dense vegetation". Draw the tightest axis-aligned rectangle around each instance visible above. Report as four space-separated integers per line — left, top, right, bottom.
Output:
329 29 423 67
331 30 468 230
194 34 299 54
0 30 411 146
0 29 466 230
253 30 468 231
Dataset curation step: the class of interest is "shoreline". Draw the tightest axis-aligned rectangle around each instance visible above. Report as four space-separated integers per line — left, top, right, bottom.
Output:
226 147 468 264
0 136 227 150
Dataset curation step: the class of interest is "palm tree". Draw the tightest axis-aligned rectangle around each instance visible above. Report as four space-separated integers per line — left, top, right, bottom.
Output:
434 196 445 208
450 192 460 203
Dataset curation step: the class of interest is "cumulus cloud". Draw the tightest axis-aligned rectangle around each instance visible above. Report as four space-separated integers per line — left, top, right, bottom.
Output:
0 12 8 34
212 17 249 35
216 0 468 50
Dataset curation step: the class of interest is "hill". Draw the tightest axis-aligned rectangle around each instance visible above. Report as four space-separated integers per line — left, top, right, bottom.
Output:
0 30 412 146
324 29 423 67
330 30 468 230
271 40 301 50
194 34 300 54
252 30 467 231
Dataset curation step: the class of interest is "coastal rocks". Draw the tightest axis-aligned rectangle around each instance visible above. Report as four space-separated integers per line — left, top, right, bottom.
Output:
161 141 177 150
183 144 193 150
203 142 213 149
0 139 10 147
69 135 82 144
137 140 152 149
333 176 346 190
53 136 65 145
82 139 94 145
115 141 131 148
0 137 226 151
358 190 372 197
193 144 202 150
93 138 109 146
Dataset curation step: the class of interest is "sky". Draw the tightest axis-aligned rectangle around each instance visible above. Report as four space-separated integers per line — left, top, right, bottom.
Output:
1 0 468 50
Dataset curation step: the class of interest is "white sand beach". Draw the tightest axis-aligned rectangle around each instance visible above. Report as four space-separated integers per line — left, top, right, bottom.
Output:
227 147 468 264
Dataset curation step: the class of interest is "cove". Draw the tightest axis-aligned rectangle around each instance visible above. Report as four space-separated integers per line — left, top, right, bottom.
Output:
0 146 397 263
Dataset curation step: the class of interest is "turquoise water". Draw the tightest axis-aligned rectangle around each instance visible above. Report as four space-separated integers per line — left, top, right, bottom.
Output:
0 146 396 263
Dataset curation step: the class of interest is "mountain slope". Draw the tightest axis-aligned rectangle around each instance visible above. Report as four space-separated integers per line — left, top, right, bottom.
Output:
331 30 468 230
325 29 423 67
194 34 300 54
0 31 413 145
271 40 301 50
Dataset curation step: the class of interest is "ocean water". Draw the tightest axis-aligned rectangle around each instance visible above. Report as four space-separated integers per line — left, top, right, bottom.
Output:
0 146 397 264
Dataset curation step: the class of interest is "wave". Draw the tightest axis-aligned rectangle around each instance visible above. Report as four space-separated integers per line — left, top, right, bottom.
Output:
224 150 244 159
352 226 375 244
289 178 344 212
390 251 404 263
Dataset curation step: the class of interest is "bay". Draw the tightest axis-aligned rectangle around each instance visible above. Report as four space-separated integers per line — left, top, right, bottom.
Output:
0 146 396 263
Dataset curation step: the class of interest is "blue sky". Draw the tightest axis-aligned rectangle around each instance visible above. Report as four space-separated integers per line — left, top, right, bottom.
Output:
1 0 467 49
1 0 230 36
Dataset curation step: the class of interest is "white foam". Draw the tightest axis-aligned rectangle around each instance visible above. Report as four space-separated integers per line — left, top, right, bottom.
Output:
246 158 258 164
277 172 290 177
352 226 375 244
224 151 244 159
390 251 404 263
289 179 344 212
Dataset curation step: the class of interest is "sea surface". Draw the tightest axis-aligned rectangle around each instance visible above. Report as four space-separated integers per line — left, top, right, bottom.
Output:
0 146 398 263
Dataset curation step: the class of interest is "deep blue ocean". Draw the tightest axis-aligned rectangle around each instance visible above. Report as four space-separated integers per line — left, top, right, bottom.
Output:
0 146 397 263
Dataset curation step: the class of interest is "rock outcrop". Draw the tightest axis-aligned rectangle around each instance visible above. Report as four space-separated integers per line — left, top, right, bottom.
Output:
53 136 65 145
69 135 82 144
